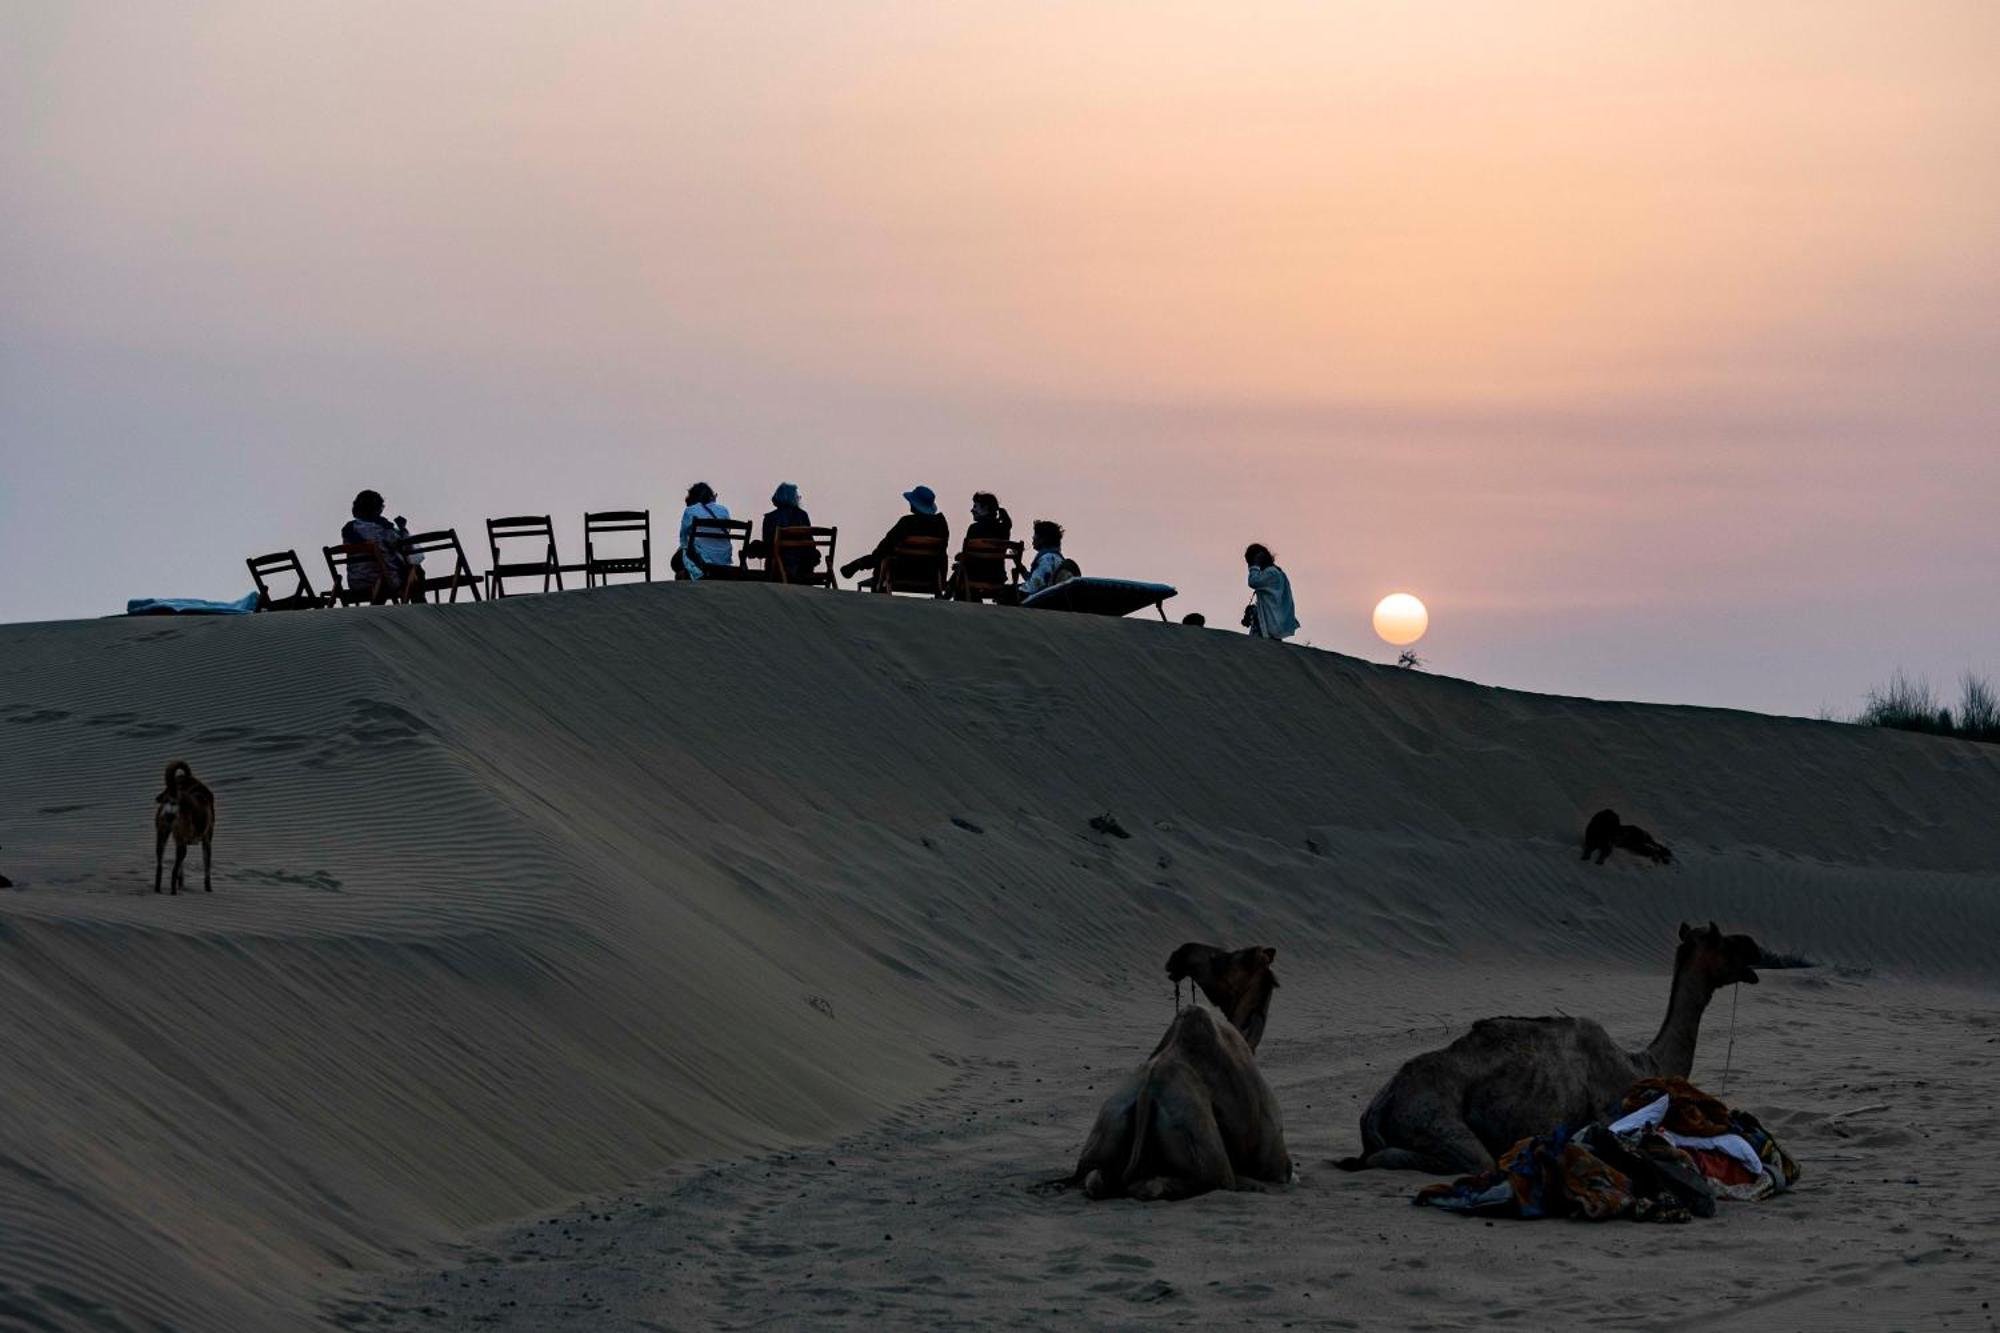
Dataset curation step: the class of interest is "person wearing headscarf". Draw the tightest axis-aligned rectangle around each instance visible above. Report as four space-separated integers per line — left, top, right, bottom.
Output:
760 481 818 582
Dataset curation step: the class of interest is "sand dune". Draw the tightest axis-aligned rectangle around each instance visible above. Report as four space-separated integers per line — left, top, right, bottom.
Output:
2 583 1996 1330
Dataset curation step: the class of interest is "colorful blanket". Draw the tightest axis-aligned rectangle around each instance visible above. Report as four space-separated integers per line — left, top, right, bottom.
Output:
1415 1079 1799 1222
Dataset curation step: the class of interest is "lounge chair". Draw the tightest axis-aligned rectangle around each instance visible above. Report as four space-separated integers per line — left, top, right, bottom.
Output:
1021 576 1177 621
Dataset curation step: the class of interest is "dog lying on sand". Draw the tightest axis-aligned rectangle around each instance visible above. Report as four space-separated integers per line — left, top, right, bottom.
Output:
154 760 216 893
1582 808 1673 865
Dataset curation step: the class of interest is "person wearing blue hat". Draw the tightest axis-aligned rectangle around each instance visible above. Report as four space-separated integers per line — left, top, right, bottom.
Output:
840 484 950 588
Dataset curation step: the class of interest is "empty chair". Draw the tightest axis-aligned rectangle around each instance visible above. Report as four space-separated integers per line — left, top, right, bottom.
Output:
401 528 483 603
245 550 331 610
769 525 840 587
951 536 1025 602
486 515 580 597
324 540 397 606
584 510 652 587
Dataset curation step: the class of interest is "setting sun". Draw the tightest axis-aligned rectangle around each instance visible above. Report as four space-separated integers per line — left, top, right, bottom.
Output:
1373 593 1429 647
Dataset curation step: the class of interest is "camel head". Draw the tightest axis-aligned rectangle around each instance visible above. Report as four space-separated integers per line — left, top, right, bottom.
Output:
1165 942 1280 1052
1677 920 1762 990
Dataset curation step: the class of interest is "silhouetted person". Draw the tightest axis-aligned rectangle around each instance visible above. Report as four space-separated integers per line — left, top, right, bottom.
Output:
952 490 1017 598
760 481 819 582
1018 520 1075 598
1182 613 1207 627
841 485 949 590
1243 543 1298 640
341 489 422 603
677 482 735 580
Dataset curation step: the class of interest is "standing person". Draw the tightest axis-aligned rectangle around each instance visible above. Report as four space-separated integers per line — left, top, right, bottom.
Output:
839 485 949 590
1242 543 1299 640
1017 520 1074 599
759 482 818 583
340 489 422 604
951 491 1016 598
677 482 735 581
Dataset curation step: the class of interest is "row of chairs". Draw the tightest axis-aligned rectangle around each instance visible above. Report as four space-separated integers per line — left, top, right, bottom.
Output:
245 511 1028 609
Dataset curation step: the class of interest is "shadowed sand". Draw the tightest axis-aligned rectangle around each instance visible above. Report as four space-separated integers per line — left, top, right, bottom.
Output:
1 582 1996 1330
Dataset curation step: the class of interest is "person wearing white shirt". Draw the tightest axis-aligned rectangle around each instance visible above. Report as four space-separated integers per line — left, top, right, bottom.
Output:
678 481 735 580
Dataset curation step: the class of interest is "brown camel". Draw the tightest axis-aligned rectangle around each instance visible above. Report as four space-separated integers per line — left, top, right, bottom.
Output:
1072 1005 1292 1200
1166 942 1279 1051
1069 942 1288 1200
1337 922 1762 1175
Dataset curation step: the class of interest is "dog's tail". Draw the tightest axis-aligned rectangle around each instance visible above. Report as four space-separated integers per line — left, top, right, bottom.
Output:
163 759 194 792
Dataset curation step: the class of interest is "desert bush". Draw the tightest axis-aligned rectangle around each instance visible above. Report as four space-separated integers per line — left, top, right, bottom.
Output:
1854 669 1999 743
1958 672 2000 742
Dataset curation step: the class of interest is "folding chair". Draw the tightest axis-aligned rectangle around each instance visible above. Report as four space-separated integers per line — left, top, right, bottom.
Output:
245 550 331 610
951 537 1026 603
486 515 581 597
683 515 754 579
871 535 948 597
584 510 652 587
769 525 840 587
401 529 483 603
323 540 396 606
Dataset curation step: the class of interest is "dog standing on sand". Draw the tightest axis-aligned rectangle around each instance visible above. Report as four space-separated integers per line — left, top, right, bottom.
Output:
1582 807 1673 865
154 760 216 893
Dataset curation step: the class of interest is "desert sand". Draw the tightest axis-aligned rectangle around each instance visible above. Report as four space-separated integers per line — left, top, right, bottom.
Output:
1 581 1996 1331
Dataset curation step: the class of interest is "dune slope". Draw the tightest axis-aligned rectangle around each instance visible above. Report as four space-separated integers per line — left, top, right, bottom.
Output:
1 583 1995 1329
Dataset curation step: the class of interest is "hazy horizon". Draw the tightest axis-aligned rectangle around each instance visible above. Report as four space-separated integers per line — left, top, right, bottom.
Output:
5 1 1997 718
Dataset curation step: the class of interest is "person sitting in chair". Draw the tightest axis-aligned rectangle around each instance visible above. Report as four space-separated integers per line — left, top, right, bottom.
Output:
758 482 819 583
341 489 423 603
677 482 736 581
951 491 1017 599
1016 520 1077 600
840 485 949 590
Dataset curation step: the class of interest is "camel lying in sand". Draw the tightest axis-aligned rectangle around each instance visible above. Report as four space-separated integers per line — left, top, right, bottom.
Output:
1071 942 1290 1200
1073 1006 1292 1200
1166 942 1279 1052
1338 922 1762 1175
1582 808 1673 865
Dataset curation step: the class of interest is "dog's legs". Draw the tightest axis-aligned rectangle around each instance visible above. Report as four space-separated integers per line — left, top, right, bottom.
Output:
203 834 212 892
154 825 169 892
171 839 187 895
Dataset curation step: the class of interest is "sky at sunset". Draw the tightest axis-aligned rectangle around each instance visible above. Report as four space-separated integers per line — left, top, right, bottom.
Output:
5 1 1997 716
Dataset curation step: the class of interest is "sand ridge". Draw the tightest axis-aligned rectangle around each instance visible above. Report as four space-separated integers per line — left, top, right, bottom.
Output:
1 581 1997 1329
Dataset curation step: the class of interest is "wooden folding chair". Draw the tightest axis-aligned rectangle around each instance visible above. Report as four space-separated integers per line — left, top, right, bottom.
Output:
486 515 581 597
584 510 652 587
323 540 396 606
683 516 754 579
769 525 840 587
872 535 949 597
245 550 331 610
401 529 483 603
951 537 1025 603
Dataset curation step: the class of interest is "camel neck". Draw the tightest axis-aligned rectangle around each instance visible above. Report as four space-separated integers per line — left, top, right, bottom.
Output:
1640 957 1715 1077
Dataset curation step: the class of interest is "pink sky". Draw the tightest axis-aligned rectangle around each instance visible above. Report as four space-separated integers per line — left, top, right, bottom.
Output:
5 1 1996 715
